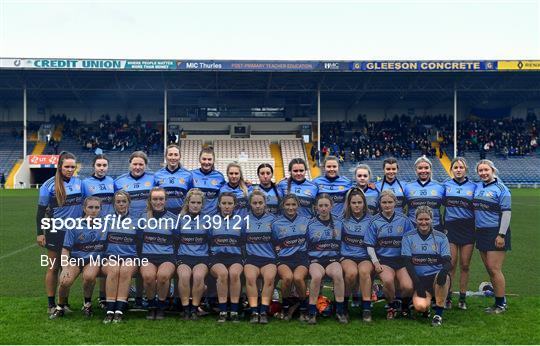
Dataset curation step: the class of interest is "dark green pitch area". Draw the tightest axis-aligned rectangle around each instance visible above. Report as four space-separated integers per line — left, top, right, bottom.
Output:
1 189 539 344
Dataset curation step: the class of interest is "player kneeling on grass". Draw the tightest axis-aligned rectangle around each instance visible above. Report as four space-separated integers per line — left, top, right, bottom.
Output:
138 187 178 320
102 191 139 324
306 194 348 324
365 190 415 320
402 206 452 327
50 197 106 319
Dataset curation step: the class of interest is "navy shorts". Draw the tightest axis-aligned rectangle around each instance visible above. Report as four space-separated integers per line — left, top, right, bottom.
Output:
379 256 405 270
446 219 475 245
417 274 437 296
476 227 511 252
278 252 309 270
45 230 66 252
244 256 277 268
176 255 209 268
310 257 340 268
209 253 243 268
340 256 371 265
141 254 176 267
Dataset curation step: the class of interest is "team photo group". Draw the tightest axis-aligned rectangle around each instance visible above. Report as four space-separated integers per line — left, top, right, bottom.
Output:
37 144 511 327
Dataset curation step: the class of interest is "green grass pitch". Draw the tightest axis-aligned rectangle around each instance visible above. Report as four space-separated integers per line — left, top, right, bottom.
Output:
0 189 539 344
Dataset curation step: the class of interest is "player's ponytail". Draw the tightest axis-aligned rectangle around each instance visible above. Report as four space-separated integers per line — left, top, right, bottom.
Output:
55 151 77 207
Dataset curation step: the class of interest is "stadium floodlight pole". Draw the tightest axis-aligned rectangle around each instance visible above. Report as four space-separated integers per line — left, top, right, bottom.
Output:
23 87 27 162
163 88 168 165
317 85 321 166
453 87 457 158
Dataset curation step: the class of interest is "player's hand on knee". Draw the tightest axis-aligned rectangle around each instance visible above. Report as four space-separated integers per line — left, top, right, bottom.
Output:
37 235 46 247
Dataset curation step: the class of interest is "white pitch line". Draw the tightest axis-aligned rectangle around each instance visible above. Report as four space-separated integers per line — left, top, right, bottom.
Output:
0 243 37 260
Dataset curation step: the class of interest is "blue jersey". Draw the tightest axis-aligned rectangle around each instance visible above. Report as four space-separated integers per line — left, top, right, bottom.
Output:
402 230 451 276
376 178 407 213
154 166 193 215
38 176 83 231
209 214 245 256
307 216 342 259
63 219 107 260
114 172 155 218
404 180 444 227
105 213 138 258
254 184 282 215
312 175 352 216
219 183 253 218
277 178 318 218
82 175 115 216
341 214 373 259
245 212 276 259
191 168 225 215
364 212 415 259
472 178 512 229
177 213 210 257
272 214 309 258
443 178 476 222
353 185 380 215
138 210 179 258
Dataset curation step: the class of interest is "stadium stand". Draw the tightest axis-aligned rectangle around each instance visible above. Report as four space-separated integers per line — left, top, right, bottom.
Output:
280 139 312 179
179 139 203 170
0 125 36 177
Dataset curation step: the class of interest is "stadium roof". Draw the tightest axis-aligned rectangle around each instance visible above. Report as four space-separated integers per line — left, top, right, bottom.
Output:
1 59 539 109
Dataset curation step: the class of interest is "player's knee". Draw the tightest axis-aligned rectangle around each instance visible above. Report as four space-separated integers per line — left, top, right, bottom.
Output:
460 263 470 272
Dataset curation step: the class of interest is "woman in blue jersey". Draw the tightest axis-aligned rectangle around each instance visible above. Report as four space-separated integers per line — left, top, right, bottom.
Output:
340 187 374 322
273 193 310 321
375 157 407 214
404 156 445 230
219 162 253 218
353 164 380 215
102 190 138 324
154 144 193 215
36 151 83 314
277 158 318 218
473 159 511 314
209 192 244 323
191 147 226 215
402 206 452 327
82 154 115 216
365 190 415 320
114 151 155 219
176 188 209 320
255 163 281 215
306 193 347 324
443 157 476 310
138 187 178 320
49 197 105 319
244 190 277 324
313 156 352 216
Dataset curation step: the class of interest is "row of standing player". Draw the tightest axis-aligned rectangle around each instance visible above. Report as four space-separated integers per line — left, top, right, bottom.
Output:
37 145 511 324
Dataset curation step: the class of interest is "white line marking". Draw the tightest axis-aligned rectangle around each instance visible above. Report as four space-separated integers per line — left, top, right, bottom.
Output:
0 243 37 260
